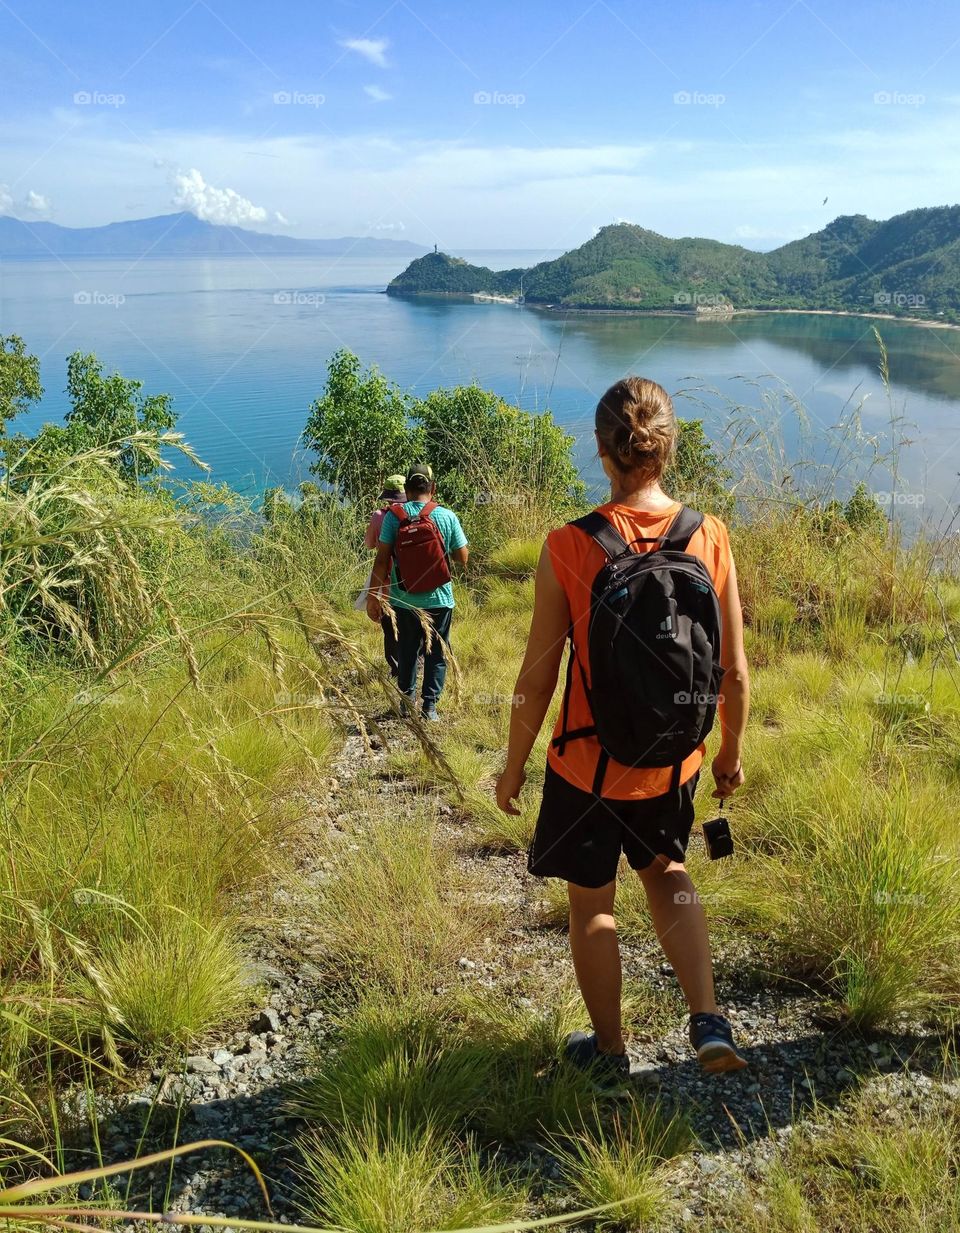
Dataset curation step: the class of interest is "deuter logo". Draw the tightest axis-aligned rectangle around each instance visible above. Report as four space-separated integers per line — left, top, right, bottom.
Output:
656 615 675 639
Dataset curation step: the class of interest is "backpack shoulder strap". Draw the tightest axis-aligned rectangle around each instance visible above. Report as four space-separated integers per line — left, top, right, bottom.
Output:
661 506 705 552
389 502 410 526
416 500 439 521
569 511 631 560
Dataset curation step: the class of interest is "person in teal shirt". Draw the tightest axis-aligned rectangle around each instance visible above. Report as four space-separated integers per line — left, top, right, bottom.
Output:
367 463 469 720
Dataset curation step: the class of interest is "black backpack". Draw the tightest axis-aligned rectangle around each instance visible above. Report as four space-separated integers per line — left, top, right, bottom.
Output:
552 506 723 797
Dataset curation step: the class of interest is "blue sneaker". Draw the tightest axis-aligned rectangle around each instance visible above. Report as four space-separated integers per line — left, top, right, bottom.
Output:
563 1031 630 1089
688 1012 748 1073
420 703 441 722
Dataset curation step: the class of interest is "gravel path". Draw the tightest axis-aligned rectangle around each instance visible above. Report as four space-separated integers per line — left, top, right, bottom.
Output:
64 722 959 1230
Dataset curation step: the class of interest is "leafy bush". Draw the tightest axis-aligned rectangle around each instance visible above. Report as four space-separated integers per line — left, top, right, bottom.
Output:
302 350 415 507
302 350 586 551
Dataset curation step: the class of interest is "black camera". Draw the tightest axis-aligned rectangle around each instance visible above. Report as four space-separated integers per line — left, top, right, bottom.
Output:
702 808 734 860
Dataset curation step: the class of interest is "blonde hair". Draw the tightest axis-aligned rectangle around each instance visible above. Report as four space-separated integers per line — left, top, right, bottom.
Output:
595 376 676 483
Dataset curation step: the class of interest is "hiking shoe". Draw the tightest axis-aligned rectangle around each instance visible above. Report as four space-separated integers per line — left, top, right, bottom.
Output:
563 1031 630 1089
688 1012 748 1073
421 704 441 722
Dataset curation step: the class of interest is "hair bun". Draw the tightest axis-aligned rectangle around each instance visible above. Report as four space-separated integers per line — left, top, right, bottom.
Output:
596 376 677 481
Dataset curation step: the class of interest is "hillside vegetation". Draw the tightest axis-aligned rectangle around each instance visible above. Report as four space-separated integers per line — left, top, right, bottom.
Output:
387 206 960 319
2 338 960 1233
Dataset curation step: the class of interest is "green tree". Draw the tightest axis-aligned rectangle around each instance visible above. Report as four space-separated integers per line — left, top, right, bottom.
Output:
303 350 416 507
56 352 177 483
665 419 732 514
0 335 43 433
414 382 584 518
844 481 888 536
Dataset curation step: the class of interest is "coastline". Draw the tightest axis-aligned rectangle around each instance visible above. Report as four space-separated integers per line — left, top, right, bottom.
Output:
385 290 960 332
733 307 960 333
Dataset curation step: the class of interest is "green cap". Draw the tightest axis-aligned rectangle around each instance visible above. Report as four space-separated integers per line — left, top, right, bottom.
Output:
378 473 406 500
405 461 435 484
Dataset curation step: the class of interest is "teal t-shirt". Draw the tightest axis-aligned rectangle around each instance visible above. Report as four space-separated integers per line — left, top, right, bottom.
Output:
379 501 468 609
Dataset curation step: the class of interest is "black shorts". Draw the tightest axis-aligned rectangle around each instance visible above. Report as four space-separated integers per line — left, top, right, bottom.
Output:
528 764 699 888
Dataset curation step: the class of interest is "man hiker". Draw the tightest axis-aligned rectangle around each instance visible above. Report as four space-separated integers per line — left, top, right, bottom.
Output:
366 462 469 721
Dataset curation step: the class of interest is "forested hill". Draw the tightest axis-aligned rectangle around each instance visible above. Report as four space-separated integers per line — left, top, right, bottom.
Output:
386 206 960 318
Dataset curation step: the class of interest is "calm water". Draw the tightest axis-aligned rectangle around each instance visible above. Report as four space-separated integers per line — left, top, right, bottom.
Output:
3 253 959 521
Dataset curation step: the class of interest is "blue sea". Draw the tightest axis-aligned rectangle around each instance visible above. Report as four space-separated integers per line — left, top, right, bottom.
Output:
2 250 959 523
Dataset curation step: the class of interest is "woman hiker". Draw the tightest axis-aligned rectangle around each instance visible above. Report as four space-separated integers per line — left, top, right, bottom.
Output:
495 376 750 1082
357 473 407 678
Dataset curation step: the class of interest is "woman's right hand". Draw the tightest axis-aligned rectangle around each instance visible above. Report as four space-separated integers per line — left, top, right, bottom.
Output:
495 765 526 815
711 751 744 799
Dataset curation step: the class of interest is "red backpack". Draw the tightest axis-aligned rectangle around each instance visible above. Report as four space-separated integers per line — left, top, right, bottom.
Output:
389 502 452 593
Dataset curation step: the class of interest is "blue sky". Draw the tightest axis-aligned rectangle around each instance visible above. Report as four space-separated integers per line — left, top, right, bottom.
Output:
2 0 959 248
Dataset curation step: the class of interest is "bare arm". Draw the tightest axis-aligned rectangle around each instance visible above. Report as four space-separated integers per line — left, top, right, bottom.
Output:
451 544 469 571
496 543 570 815
363 511 383 550
713 552 750 798
365 542 394 622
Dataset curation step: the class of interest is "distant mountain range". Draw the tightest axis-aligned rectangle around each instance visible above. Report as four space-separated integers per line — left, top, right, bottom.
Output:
387 207 960 320
0 212 429 258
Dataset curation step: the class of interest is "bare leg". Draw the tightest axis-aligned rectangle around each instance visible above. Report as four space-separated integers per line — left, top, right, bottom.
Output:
636 856 718 1015
567 880 626 1055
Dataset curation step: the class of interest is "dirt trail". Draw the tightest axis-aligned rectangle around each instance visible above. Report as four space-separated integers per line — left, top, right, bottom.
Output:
70 722 957 1228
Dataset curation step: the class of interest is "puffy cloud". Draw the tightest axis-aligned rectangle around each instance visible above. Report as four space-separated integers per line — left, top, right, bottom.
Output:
340 37 388 67
364 84 392 103
0 184 52 218
24 190 52 216
172 167 269 226
274 211 291 226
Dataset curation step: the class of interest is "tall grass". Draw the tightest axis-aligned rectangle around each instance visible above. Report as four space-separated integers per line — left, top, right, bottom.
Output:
0 435 376 1148
719 1086 960 1232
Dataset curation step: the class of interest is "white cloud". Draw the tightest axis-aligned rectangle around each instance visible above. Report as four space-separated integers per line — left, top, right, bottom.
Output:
24 190 52 216
171 167 269 226
364 84 392 103
4 106 960 247
340 37 389 67
0 184 52 218
274 211 291 226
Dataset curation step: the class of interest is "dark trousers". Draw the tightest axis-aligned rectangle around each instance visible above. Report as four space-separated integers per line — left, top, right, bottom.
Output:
380 615 399 678
395 606 452 705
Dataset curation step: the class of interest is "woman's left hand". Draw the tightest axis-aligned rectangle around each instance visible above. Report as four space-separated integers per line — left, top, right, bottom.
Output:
495 765 526 815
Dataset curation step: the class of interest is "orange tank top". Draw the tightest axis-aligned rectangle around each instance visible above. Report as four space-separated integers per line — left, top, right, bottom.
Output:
546 501 733 800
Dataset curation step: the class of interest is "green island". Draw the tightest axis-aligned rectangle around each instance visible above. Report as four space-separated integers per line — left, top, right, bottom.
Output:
2 338 960 1232
387 205 960 323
